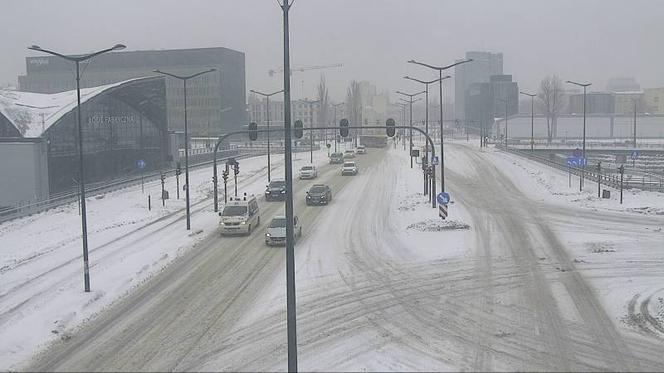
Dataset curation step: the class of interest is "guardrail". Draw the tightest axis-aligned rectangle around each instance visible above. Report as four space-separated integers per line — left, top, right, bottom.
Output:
1 145 322 224
501 145 664 193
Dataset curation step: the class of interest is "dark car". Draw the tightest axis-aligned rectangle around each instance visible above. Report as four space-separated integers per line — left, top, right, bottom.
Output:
265 180 287 201
306 184 332 205
329 152 344 164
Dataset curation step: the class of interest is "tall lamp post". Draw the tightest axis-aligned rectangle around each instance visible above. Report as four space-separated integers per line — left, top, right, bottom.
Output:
155 68 217 230
407 58 473 193
278 1 298 370
28 43 126 293
520 91 536 152
250 89 283 182
396 91 425 168
403 76 449 197
301 99 320 163
566 80 591 191
332 103 344 153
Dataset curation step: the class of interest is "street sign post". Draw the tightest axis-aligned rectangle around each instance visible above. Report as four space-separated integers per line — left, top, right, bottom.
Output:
631 150 640 160
432 156 439 166
137 159 146 169
437 192 450 219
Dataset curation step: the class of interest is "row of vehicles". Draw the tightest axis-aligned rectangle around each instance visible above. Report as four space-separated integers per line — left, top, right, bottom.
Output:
218 146 368 245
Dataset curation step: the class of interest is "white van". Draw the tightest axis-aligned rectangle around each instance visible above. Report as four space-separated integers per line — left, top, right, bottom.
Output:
219 194 260 235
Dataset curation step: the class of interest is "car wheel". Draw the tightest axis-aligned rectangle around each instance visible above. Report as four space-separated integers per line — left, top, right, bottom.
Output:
257 216 260 226
247 224 252 235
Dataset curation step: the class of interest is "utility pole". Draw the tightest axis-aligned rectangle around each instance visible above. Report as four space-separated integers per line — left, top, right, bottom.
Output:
520 91 536 152
396 91 425 168
279 1 298 370
250 89 284 182
408 58 473 193
302 98 320 163
29 43 127 293
155 68 217 230
566 80 591 192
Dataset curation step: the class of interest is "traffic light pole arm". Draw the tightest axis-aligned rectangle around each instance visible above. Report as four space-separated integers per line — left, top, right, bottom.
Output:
212 125 438 212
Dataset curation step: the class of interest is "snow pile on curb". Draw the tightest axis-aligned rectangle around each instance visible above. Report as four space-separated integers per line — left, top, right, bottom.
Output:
407 218 470 232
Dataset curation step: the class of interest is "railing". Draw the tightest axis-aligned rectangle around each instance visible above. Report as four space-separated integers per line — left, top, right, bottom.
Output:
500 145 664 193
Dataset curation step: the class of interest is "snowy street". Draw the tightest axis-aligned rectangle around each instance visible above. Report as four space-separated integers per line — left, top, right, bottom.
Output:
13 140 664 371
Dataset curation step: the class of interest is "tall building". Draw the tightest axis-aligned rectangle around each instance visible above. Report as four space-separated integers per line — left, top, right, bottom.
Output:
644 87 664 113
454 51 503 124
606 77 640 92
464 75 518 130
569 92 615 114
19 47 246 135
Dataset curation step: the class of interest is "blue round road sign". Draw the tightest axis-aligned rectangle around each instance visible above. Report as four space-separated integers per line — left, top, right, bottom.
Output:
137 159 146 169
437 192 450 205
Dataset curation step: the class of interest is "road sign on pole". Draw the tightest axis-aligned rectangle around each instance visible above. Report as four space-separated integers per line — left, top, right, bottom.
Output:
437 192 450 205
137 159 146 169
438 203 448 220
431 156 439 165
630 150 640 160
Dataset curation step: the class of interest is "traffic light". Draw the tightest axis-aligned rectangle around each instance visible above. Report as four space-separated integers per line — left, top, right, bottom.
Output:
222 169 229 181
248 122 258 141
233 163 240 175
386 118 396 137
160 173 165 183
340 118 349 137
294 120 303 139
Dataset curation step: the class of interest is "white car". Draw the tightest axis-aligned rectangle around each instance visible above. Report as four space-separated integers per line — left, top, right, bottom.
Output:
219 195 260 235
265 215 302 246
356 145 366 154
299 165 318 179
343 150 355 159
341 161 358 176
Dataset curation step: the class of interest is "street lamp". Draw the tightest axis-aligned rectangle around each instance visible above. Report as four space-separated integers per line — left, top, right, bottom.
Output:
154 68 217 230
403 75 450 198
520 91 536 152
301 99 320 163
396 90 425 169
28 43 126 293
407 58 473 193
277 1 298 370
566 80 592 191
332 103 344 153
250 89 283 182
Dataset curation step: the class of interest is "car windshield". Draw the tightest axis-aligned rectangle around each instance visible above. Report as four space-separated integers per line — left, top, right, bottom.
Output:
332 153 343 157
301 166 313 170
344 162 355 167
310 186 326 193
221 206 247 216
268 181 285 188
268 218 287 228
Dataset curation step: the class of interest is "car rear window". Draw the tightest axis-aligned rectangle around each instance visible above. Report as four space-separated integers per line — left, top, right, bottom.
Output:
301 166 313 170
310 186 326 193
344 162 355 167
269 181 286 187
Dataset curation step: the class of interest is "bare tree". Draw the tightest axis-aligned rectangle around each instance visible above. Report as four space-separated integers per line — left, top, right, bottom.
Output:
537 75 565 144
346 80 362 134
316 75 329 128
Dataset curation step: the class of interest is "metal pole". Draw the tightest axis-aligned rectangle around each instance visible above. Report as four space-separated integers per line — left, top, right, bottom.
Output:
409 98 413 168
438 71 445 192
619 166 624 204
531 96 534 152
267 95 271 182
633 99 637 149
75 61 91 292
597 162 601 198
184 79 191 230
504 101 508 149
140 114 144 193
334 105 338 153
281 1 298 371
581 85 586 192
424 85 429 197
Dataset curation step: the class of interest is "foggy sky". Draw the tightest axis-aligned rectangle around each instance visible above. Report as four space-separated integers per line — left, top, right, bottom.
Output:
1 0 663 102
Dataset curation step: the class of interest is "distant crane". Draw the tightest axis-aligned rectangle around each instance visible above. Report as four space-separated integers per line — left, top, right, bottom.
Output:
268 63 343 77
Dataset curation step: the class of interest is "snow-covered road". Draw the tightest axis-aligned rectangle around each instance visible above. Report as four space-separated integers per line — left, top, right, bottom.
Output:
20 140 664 371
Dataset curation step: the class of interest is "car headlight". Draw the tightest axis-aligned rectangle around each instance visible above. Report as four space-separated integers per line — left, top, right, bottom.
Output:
240 221 246 225
266 233 271 237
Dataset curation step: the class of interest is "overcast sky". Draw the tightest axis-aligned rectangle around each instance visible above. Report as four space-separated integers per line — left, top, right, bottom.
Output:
2 0 663 102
